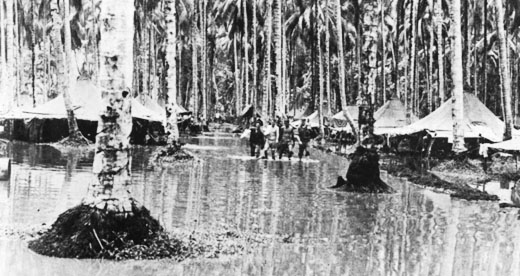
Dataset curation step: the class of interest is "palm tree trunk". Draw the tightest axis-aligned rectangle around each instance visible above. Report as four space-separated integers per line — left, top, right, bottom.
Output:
5 0 15 110
428 0 434 112
495 0 513 140
325 0 331 114
336 0 357 137
262 0 273 119
364 1 378 107
274 0 283 116
409 0 418 120
380 0 386 104
435 0 445 104
253 0 258 110
449 0 466 152
483 0 488 104
165 0 179 143
233 34 241 116
91 0 135 206
192 20 199 119
0 0 6 108
61 0 83 140
318 15 324 132
201 0 207 120
243 0 249 108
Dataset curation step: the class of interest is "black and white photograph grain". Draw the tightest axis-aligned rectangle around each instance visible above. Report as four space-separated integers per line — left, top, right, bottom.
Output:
0 0 520 275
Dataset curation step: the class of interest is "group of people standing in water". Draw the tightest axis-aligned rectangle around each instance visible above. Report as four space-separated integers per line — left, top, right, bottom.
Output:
248 116 313 161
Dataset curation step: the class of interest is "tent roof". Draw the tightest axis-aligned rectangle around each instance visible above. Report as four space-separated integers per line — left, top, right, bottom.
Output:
393 93 506 142
17 81 163 122
373 98 418 135
331 106 359 130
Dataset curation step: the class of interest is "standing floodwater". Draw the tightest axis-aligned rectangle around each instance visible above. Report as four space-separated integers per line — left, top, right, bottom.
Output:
1 138 520 276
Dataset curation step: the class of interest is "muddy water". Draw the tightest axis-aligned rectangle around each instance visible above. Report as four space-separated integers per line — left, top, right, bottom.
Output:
0 139 519 276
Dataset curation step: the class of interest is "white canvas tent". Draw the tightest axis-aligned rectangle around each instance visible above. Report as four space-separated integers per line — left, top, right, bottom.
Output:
373 98 418 135
394 93 508 142
14 81 163 122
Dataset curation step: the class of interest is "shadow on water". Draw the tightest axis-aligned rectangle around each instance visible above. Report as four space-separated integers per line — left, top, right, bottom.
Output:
0 140 520 275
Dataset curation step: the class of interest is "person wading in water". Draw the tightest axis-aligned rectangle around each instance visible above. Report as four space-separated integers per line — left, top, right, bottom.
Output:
249 121 265 157
295 119 312 161
263 119 280 159
278 119 295 160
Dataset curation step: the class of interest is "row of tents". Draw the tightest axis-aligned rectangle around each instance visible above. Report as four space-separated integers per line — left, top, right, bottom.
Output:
290 92 514 146
0 80 192 144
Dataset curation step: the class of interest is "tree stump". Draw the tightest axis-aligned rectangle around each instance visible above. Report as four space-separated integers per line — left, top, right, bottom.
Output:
331 146 394 193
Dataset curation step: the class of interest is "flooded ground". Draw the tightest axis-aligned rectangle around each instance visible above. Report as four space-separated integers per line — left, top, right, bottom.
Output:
0 138 520 276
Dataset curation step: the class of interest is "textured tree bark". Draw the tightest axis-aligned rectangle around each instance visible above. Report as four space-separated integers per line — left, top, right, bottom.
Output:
165 0 179 143
88 0 135 209
61 0 84 141
428 0 434 112
262 0 272 119
325 0 331 115
274 0 283 116
5 0 15 110
336 0 357 137
243 0 249 107
0 0 6 109
409 0 418 121
495 0 514 140
380 0 386 104
192 18 199 119
364 0 378 106
449 0 467 152
435 0 445 104
253 0 258 110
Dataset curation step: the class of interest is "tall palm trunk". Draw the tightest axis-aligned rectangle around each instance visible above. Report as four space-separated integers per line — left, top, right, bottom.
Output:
495 0 513 140
274 0 283 116
5 0 14 110
91 0 135 206
380 0 386 104
201 0 207 120
0 0 6 109
409 0 418 120
428 0 434 112
262 0 273 119
243 0 249 107
335 0 357 137
435 0 445 104
364 2 378 107
449 0 466 152
325 0 331 115
482 0 488 104
253 0 258 110
318 22 324 139
192 20 199 119
61 0 83 140
165 0 179 143
233 34 241 116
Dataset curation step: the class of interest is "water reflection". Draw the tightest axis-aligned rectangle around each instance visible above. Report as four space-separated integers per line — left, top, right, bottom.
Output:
0 140 519 276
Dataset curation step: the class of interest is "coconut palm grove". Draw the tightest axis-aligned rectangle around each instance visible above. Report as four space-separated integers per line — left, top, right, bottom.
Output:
1 0 520 275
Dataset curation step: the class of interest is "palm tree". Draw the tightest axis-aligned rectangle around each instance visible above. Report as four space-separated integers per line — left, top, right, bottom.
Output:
165 0 180 143
0 1 6 108
5 0 15 110
495 0 513 140
335 0 357 137
192 18 199 118
91 0 135 205
262 0 273 119
449 0 466 152
61 0 85 142
363 0 378 106
252 0 258 110
409 0 418 117
435 0 445 105
274 0 283 116
325 0 331 115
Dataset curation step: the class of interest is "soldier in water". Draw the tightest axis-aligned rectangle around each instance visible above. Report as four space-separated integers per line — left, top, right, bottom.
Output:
278 119 295 160
263 119 280 159
295 119 312 161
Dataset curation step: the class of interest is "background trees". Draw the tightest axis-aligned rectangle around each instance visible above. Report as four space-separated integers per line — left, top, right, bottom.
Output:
1 0 519 144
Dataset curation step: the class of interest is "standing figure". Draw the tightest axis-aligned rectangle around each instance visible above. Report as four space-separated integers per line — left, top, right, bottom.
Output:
249 122 265 157
278 119 295 160
296 119 312 161
263 119 280 159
